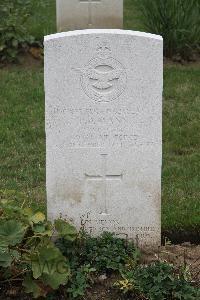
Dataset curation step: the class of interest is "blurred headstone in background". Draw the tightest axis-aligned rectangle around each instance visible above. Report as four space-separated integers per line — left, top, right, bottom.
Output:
56 0 123 32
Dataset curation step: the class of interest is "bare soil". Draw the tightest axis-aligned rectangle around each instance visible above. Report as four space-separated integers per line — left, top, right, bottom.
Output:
0 49 43 70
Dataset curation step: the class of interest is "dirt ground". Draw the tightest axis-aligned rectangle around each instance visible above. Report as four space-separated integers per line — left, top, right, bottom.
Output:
142 243 200 282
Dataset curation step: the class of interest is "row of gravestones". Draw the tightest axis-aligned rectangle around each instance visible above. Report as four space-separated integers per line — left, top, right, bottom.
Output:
45 1 163 248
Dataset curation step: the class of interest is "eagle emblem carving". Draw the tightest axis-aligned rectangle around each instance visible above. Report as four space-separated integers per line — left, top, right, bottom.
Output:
87 68 123 90
74 42 127 103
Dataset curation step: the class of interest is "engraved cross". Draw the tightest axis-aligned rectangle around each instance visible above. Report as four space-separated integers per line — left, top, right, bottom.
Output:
79 0 101 26
85 154 123 215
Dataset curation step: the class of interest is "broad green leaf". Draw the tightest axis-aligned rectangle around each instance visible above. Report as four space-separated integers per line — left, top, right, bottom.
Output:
55 219 77 241
31 243 67 279
0 240 9 252
0 251 13 267
31 212 46 224
0 249 20 267
0 220 26 247
31 258 47 279
23 276 45 299
33 222 52 236
39 246 62 261
42 270 70 290
33 224 46 233
0 199 21 216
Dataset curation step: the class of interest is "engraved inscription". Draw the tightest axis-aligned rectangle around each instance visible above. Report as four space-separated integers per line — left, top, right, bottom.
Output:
69 133 156 148
85 219 158 245
79 213 158 245
75 42 127 102
47 106 160 148
85 154 123 214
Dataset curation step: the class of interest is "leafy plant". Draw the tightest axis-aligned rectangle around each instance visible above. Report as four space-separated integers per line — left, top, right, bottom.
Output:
57 231 139 272
67 265 95 299
135 0 200 59
55 219 77 242
0 198 77 298
115 261 200 300
76 232 139 272
56 231 139 298
0 0 42 63
0 196 199 299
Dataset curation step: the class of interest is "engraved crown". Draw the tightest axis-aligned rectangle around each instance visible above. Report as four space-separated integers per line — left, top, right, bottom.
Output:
96 42 111 59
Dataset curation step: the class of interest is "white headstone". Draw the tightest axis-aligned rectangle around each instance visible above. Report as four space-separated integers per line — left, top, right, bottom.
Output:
45 29 163 248
56 0 123 32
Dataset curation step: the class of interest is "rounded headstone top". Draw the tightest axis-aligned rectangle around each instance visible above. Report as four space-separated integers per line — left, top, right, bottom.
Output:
44 29 163 43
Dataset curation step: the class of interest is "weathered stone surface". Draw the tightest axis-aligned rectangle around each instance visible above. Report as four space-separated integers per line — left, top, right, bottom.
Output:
44 29 163 247
56 0 123 32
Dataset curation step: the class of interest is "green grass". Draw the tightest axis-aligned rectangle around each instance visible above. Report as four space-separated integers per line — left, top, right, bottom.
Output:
0 1 200 234
124 0 144 31
162 65 200 231
0 68 45 210
26 0 56 39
